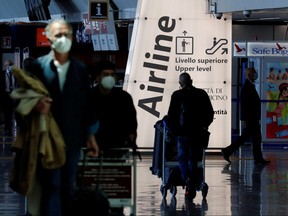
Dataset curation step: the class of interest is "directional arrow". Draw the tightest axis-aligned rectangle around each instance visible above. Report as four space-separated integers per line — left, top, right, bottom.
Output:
222 48 228 55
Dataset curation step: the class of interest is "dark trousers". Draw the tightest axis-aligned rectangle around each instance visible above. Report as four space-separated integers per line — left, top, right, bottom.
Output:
225 120 263 161
177 136 204 189
0 92 14 131
38 147 81 216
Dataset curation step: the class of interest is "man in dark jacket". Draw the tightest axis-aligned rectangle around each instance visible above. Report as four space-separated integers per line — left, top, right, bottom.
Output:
28 19 99 216
90 61 137 158
167 72 214 201
221 67 271 165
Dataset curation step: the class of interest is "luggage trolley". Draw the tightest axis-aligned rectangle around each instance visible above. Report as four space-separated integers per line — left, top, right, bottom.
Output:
150 117 206 199
77 148 137 216
150 118 184 199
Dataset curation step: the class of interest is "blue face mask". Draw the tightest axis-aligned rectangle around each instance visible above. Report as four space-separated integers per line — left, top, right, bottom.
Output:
8 65 13 71
101 76 115 90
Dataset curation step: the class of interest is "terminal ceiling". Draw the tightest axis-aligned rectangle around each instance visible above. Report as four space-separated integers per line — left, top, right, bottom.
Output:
0 0 287 25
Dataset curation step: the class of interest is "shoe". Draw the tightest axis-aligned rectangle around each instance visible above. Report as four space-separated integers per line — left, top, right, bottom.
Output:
200 182 209 199
221 148 231 163
254 159 271 165
185 186 196 201
201 198 208 211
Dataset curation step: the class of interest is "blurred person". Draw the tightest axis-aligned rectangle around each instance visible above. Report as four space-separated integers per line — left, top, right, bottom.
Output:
267 67 276 81
89 60 137 158
282 68 288 80
89 60 137 216
167 72 214 201
0 60 16 135
277 69 283 80
14 19 99 216
222 67 271 165
22 57 36 72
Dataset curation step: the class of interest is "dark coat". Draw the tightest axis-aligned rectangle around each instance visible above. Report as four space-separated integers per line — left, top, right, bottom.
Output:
240 79 261 121
0 69 17 93
168 85 214 136
89 86 137 150
31 53 92 150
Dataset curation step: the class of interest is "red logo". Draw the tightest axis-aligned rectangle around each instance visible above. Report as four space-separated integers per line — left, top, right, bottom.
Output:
234 43 246 52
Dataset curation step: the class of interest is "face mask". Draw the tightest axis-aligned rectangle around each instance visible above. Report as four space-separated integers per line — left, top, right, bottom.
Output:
8 65 13 71
101 76 115 90
253 72 258 80
51 36 72 53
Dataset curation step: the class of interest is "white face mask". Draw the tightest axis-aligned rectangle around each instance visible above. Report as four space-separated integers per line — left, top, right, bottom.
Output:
101 76 115 90
51 36 72 53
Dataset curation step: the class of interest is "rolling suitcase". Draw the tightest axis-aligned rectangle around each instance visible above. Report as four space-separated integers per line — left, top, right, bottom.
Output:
150 116 176 177
150 116 184 199
150 119 163 177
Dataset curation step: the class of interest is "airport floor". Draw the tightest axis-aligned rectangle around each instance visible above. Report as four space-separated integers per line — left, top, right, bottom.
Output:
1 129 288 215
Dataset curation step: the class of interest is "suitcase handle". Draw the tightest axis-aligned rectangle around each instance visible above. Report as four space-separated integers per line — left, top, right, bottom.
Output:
79 148 103 192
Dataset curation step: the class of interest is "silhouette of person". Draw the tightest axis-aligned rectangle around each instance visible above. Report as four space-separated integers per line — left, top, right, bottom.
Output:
222 67 271 165
18 19 99 216
0 60 16 135
167 72 214 201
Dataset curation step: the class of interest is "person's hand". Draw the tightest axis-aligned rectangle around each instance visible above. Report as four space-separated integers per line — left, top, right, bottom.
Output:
127 133 136 144
86 135 99 157
124 133 136 148
35 96 52 114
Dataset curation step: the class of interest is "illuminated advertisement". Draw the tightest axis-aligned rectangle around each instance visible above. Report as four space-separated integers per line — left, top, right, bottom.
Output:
124 0 232 148
36 28 49 47
235 42 288 143
265 62 288 139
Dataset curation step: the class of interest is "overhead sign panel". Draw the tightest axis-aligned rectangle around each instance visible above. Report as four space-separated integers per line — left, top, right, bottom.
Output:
89 0 109 21
125 0 232 148
247 42 288 57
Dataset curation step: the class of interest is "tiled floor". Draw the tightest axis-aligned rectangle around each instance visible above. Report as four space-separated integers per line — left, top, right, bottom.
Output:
1 130 288 215
0 133 26 216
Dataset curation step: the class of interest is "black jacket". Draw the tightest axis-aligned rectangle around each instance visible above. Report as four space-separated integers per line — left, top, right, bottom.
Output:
168 85 214 136
240 79 261 121
89 86 137 150
31 53 92 150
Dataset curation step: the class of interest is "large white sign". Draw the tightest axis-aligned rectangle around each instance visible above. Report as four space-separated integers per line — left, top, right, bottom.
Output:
124 0 232 148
